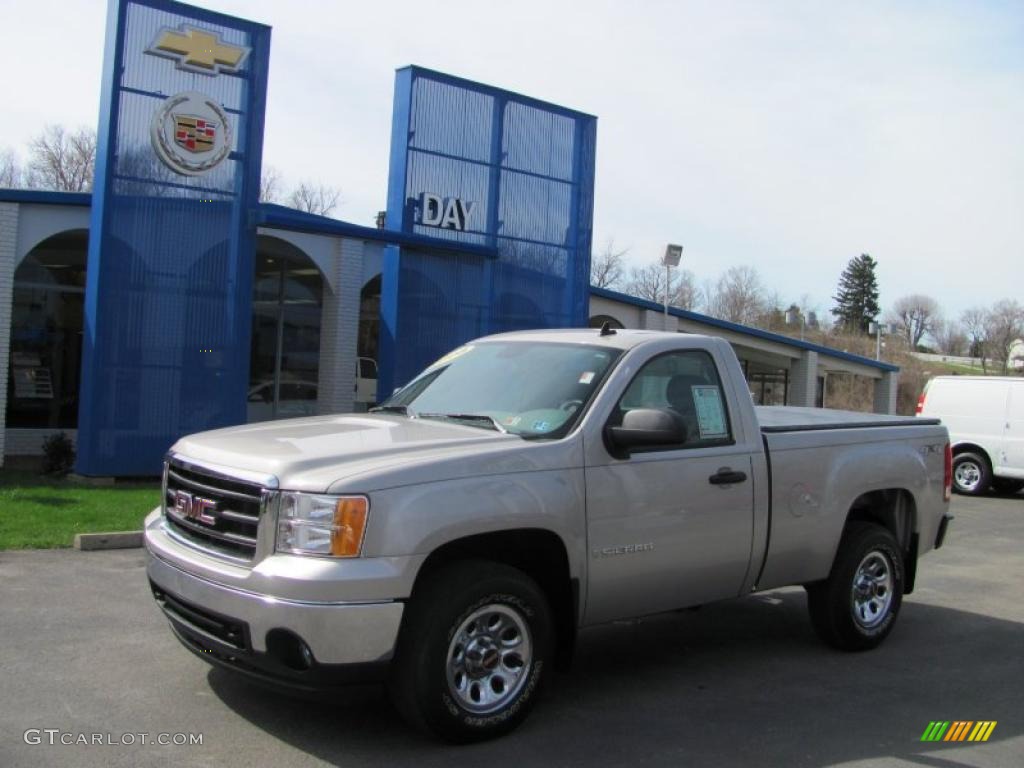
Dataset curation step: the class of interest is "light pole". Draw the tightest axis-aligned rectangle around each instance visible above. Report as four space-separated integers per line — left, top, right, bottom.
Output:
869 320 888 360
662 244 683 330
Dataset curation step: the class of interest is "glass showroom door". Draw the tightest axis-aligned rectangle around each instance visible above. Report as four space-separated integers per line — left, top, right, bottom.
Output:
248 249 323 422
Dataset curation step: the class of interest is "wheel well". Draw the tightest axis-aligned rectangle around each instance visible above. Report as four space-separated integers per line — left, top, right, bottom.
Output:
846 489 915 550
845 489 918 592
952 443 991 467
411 529 577 667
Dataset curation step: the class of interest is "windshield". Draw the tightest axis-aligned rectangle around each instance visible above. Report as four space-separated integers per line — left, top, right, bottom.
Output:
380 341 621 439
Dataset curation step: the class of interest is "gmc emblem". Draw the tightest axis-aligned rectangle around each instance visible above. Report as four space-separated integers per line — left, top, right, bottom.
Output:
173 490 217 526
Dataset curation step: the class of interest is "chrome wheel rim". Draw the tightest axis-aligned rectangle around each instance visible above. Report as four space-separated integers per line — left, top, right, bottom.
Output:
954 461 982 492
446 604 532 714
851 550 894 629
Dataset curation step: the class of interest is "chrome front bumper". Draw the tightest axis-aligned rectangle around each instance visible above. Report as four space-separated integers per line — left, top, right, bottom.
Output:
147 553 403 666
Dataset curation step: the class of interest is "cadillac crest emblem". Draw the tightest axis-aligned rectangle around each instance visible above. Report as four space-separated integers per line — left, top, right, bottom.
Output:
151 91 232 176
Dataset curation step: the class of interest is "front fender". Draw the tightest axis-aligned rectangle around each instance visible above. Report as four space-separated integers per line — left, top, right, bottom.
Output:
361 468 587 591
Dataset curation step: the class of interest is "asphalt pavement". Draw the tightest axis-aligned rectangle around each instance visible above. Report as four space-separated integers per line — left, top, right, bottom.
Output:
1 493 1022 768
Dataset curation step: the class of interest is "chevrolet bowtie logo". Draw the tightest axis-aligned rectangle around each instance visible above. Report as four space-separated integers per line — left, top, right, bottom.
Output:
146 25 250 76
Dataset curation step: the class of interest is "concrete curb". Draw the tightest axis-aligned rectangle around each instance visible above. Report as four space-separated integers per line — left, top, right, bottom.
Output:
74 531 144 551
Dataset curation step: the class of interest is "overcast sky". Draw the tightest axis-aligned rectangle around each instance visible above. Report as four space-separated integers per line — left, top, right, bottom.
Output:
1 0 1021 323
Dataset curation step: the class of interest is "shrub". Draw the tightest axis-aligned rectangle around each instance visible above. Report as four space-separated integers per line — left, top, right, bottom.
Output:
41 432 76 476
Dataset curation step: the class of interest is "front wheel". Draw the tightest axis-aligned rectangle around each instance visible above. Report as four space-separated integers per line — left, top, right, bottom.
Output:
952 452 991 495
388 561 553 742
807 522 904 651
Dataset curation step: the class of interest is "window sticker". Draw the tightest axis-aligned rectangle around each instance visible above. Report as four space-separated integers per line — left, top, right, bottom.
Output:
691 386 728 439
532 420 550 432
578 371 595 385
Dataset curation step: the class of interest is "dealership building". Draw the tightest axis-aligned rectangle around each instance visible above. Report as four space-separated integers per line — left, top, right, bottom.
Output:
0 0 898 475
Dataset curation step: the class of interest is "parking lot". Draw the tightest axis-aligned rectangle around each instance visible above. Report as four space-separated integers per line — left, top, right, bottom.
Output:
1 493 1021 768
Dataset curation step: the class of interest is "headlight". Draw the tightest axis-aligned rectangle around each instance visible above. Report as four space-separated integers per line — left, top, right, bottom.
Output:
276 493 368 557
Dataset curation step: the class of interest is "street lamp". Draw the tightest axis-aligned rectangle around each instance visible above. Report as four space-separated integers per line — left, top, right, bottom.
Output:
662 244 683 330
869 320 893 361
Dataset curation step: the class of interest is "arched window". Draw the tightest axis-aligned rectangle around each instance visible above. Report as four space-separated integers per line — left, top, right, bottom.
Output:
7 230 88 429
248 236 325 422
358 274 381 363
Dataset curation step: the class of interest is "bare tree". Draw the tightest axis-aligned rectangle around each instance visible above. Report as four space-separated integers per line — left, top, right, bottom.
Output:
623 261 700 311
671 268 701 312
589 238 628 289
0 148 21 187
932 319 968 357
260 165 284 204
26 125 96 192
891 294 941 349
756 291 786 332
624 262 667 302
287 181 341 217
706 265 767 325
961 307 989 372
984 299 1024 375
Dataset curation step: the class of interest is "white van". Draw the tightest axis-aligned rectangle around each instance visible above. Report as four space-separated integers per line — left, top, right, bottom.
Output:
916 376 1024 495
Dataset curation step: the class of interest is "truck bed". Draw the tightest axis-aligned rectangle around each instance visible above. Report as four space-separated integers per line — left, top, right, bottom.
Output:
756 405 939 433
752 405 948 592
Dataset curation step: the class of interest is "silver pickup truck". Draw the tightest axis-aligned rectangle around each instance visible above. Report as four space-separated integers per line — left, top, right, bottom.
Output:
145 329 953 742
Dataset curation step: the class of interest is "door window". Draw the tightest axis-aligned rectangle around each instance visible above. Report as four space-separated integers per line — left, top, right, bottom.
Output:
615 350 733 449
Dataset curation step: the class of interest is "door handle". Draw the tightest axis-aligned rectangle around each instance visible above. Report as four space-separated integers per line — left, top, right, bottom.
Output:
709 468 747 485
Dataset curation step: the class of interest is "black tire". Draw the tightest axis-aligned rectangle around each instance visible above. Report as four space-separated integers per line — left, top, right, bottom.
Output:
388 560 553 743
807 522 904 651
952 452 991 495
992 478 1024 495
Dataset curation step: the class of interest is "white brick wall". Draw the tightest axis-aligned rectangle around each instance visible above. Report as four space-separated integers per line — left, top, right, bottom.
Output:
317 237 364 415
4 429 78 456
873 371 899 415
0 203 19 467
640 308 677 331
788 350 819 407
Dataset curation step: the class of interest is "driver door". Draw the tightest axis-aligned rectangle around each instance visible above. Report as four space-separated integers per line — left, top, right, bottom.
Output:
584 349 757 624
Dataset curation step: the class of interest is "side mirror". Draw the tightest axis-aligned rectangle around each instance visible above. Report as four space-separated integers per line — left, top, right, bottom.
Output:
607 408 687 451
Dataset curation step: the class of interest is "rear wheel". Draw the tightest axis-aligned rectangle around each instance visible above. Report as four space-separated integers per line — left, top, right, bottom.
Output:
807 522 904 651
388 561 553 743
952 452 991 495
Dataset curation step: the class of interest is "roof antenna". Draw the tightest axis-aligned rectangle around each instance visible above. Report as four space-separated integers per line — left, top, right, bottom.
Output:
599 321 617 337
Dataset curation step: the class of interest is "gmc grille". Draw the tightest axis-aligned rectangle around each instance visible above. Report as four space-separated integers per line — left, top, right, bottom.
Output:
164 459 263 561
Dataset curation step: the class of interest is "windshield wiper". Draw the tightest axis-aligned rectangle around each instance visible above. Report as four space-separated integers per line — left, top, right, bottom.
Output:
418 413 507 433
369 404 417 417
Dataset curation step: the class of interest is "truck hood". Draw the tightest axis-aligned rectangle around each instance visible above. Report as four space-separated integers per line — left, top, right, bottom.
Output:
170 413 561 492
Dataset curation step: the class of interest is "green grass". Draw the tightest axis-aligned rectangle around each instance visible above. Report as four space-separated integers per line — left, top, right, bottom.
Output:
0 470 160 549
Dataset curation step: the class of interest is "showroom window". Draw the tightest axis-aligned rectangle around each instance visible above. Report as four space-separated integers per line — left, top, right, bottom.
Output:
248 239 324 422
6 231 88 429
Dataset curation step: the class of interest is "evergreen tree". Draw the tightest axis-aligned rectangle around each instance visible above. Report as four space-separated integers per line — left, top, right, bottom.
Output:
831 254 880 333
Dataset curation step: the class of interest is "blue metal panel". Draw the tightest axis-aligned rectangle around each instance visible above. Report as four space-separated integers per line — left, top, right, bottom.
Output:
76 0 270 475
379 67 598 398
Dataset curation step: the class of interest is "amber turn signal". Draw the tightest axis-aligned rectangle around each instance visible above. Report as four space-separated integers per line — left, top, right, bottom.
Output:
331 497 368 557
